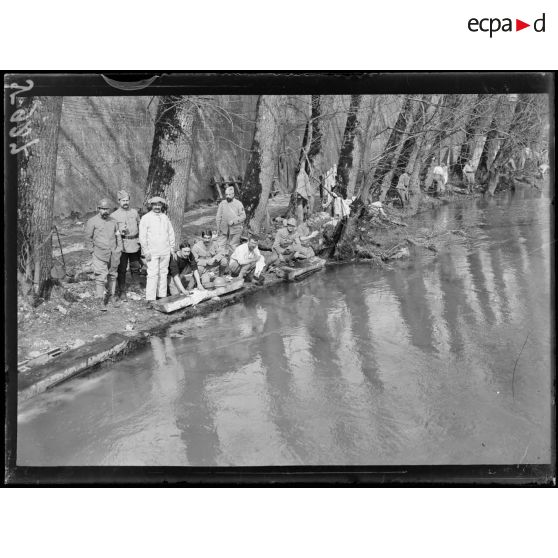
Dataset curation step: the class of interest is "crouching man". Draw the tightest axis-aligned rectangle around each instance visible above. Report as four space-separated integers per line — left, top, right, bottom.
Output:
229 234 266 285
85 198 123 311
168 243 205 295
192 229 228 286
273 218 315 265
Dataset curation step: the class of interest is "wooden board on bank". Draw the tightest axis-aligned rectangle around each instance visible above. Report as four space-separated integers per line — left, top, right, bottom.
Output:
279 257 326 282
152 278 245 314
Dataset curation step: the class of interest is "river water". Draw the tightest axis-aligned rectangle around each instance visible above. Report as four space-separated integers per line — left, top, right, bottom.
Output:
18 189 553 466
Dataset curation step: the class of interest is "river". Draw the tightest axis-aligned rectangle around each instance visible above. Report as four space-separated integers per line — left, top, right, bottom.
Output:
17 189 553 466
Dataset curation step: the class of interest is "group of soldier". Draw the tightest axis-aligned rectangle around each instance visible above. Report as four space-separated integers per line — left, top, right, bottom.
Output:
85 185 315 311
391 160 477 203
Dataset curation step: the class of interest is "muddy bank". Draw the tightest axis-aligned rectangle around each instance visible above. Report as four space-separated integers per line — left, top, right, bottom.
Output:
16 191 487 397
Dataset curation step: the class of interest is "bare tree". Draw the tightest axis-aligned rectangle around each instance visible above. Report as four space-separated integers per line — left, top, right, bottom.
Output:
379 95 429 196
475 95 516 185
239 95 283 233
306 95 329 174
145 96 197 239
17 96 64 300
483 94 546 194
359 96 414 203
403 95 443 210
336 94 366 199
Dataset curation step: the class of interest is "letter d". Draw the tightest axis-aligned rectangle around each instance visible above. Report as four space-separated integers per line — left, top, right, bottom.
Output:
534 13 545 32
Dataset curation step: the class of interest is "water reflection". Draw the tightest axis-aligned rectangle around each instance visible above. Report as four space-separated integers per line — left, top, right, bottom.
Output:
17 190 552 466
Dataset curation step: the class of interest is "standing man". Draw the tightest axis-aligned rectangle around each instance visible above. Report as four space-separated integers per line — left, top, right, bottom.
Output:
168 242 205 295
139 196 176 306
463 161 475 194
295 167 314 223
432 162 447 195
85 198 123 311
111 190 141 301
216 185 246 255
229 234 266 285
192 229 228 285
396 170 410 203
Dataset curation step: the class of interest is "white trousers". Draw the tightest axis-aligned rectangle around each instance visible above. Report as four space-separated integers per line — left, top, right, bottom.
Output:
146 254 170 300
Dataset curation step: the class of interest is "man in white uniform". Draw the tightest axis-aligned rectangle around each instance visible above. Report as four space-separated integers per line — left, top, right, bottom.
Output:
229 234 266 285
139 196 176 305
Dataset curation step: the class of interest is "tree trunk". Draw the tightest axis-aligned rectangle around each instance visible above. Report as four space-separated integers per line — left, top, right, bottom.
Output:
359 96 413 203
456 94 484 174
240 95 283 233
17 96 63 300
404 95 442 210
336 94 364 198
420 95 465 190
425 94 464 175
379 97 423 195
145 96 197 240
347 97 376 198
295 114 311 176
306 95 326 173
475 95 515 184
485 94 531 195
287 97 312 218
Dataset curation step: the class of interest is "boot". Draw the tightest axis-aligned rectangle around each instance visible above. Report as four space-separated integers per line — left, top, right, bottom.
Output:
95 284 107 312
116 277 128 301
117 282 128 302
107 278 120 308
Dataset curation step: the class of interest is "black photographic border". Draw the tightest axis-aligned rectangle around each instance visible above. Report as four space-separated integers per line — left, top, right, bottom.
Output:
4 71 555 486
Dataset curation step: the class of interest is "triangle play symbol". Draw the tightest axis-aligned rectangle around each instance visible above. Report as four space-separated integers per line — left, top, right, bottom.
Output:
516 19 530 31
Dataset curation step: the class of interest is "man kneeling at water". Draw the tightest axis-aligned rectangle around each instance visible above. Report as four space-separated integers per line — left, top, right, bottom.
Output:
273 218 315 265
229 234 266 285
168 242 205 296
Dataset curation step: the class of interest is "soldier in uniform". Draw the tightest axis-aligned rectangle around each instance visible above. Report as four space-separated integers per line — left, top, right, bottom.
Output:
192 229 228 285
272 218 315 265
168 242 205 295
396 170 410 203
463 161 475 194
85 198 123 311
111 190 141 301
216 185 246 255
432 162 447 195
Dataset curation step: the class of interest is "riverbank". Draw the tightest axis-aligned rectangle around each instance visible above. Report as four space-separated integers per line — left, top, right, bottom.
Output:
16 189 493 399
